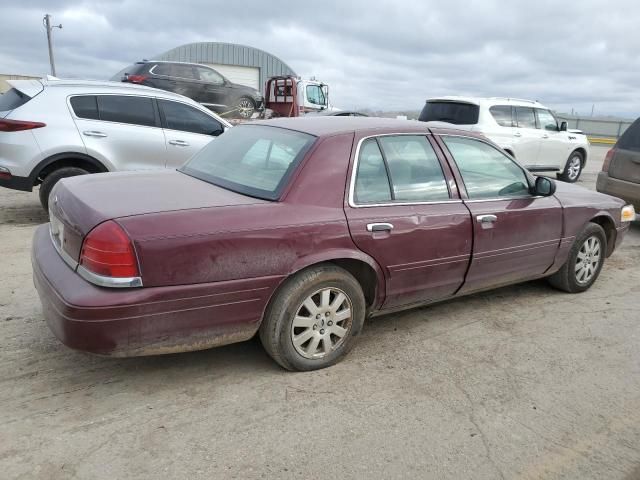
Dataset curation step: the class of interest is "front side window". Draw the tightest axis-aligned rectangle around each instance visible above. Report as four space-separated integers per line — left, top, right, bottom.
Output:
418 101 480 125
159 100 223 135
181 125 315 200
442 136 530 199
196 67 224 85
306 85 326 106
353 136 450 204
536 109 559 131
514 106 537 129
173 65 197 80
489 105 513 127
96 95 156 127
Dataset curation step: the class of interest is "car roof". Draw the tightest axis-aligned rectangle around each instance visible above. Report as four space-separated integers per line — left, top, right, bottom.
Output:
247 116 481 138
426 96 546 108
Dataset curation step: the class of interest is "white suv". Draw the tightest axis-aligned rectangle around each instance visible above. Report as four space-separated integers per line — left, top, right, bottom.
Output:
0 78 231 209
419 97 590 182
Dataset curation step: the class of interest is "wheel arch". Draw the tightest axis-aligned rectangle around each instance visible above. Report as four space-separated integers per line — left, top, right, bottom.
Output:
589 214 616 257
29 152 110 187
572 147 588 166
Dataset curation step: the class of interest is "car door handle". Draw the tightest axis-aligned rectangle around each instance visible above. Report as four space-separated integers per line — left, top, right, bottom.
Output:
168 140 190 146
514 132 522 137
477 214 498 224
366 222 394 232
542 134 549 139
83 130 107 138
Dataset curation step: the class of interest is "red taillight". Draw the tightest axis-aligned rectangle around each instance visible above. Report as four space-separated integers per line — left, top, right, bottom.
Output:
126 74 148 84
80 221 140 278
602 147 616 172
0 119 46 132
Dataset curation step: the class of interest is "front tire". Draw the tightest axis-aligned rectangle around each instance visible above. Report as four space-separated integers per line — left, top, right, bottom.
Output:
558 151 583 183
547 222 607 293
235 97 255 119
259 265 366 371
39 167 89 211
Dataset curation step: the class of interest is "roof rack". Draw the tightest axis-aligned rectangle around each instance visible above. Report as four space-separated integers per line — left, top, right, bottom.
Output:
488 97 538 104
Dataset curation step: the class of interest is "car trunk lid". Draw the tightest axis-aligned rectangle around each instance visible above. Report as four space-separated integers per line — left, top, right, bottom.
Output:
48 170 267 262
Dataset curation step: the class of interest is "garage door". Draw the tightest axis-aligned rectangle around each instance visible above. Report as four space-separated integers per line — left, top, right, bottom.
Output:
205 64 260 91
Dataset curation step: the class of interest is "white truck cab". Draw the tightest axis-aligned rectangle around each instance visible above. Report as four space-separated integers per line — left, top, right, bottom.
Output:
419 96 590 182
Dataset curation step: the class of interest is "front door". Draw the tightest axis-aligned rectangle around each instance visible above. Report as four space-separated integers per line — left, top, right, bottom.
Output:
344 134 472 309
194 66 229 110
535 108 571 171
438 135 562 294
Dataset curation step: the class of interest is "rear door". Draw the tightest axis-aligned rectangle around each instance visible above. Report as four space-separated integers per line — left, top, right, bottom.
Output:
344 134 472 309
158 99 225 168
70 94 167 171
437 135 562 293
513 106 543 168
609 119 640 184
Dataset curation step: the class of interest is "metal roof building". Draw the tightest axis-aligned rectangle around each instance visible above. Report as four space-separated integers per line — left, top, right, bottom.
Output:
154 42 297 93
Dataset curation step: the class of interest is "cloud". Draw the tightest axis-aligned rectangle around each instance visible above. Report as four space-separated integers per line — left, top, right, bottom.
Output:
1 0 639 117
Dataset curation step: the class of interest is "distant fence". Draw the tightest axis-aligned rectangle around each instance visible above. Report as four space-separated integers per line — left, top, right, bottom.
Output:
556 114 634 142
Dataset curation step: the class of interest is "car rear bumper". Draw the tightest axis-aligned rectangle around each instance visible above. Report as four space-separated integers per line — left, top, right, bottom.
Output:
32 224 279 357
597 172 640 210
0 172 31 191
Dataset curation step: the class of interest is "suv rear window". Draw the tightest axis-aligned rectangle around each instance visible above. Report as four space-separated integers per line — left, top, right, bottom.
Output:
419 101 480 125
0 88 31 112
70 96 99 120
618 118 640 152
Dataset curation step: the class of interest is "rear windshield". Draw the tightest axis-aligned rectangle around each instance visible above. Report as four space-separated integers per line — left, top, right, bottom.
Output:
181 125 315 200
419 101 480 125
0 88 31 112
618 118 640 152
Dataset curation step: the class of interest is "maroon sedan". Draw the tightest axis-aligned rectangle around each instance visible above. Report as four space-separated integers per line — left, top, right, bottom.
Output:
32 117 635 370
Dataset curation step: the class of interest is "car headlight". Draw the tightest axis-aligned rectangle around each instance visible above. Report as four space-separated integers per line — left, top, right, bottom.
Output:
621 204 636 222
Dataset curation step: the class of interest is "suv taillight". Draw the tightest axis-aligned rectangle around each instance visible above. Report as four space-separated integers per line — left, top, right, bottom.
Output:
0 119 46 132
80 221 140 279
602 147 617 172
125 74 148 84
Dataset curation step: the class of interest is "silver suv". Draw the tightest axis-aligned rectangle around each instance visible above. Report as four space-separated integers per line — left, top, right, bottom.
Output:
0 78 231 209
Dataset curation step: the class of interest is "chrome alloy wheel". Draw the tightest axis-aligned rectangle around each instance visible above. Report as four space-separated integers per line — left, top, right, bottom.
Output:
567 155 582 181
575 236 601 285
290 287 353 359
236 98 254 118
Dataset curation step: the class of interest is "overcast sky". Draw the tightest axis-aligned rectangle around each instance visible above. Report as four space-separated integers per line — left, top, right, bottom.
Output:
1 0 639 117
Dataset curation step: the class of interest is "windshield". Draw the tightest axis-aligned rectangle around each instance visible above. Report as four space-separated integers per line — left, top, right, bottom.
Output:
419 101 480 125
181 125 315 200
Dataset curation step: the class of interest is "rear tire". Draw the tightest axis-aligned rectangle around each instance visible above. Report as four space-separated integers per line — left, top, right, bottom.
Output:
558 151 583 183
547 222 606 293
259 265 366 371
39 167 89 211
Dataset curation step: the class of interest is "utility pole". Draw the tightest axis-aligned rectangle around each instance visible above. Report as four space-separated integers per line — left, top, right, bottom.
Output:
43 14 62 76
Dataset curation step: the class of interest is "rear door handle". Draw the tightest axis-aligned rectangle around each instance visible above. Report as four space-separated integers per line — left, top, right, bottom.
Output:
542 134 549 139
83 130 107 138
514 132 522 137
367 222 394 232
169 140 190 146
477 214 498 224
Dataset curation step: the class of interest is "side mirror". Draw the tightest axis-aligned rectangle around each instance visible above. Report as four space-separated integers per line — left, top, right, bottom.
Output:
560 121 568 132
534 176 556 196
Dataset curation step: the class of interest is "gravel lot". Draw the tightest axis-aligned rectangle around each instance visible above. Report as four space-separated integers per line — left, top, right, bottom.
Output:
1 146 639 480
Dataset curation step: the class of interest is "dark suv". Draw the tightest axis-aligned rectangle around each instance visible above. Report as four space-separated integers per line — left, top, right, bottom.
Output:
120 61 264 119
597 118 640 210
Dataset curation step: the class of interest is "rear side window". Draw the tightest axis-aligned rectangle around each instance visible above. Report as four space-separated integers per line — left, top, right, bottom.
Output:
514 107 537 129
419 101 479 125
159 100 223 135
96 95 156 127
151 64 173 76
353 136 449 204
617 118 640 152
489 105 513 127
0 88 31 112
70 96 99 120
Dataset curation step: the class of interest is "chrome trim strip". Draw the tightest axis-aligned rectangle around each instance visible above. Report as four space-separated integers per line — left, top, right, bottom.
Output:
77 265 143 288
464 195 542 203
347 132 458 208
49 227 79 270
200 102 228 108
